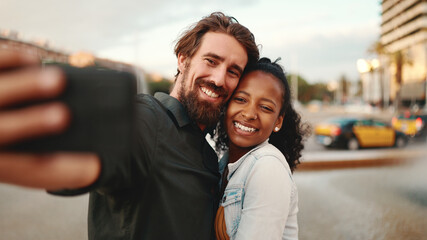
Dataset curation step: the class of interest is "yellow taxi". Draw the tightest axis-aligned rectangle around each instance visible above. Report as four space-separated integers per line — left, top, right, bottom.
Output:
315 117 408 150
391 110 427 138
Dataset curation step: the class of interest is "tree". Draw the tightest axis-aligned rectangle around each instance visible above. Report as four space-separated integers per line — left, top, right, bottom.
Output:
145 74 173 95
355 78 363 98
286 73 333 104
311 83 333 103
287 74 309 103
368 40 412 110
339 74 350 104
390 50 413 110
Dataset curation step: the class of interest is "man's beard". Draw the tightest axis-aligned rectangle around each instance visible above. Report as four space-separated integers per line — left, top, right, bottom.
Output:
178 72 228 127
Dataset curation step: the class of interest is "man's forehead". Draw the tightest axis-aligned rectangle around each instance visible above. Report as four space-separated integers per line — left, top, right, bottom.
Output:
197 32 248 67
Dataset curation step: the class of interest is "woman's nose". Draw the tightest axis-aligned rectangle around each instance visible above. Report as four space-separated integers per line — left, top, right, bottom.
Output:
241 107 257 120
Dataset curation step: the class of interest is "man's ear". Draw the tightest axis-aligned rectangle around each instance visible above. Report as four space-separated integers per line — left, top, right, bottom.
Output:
177 53 188 73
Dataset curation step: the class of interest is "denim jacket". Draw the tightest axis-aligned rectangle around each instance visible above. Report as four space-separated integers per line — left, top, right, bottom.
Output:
218 140 298 240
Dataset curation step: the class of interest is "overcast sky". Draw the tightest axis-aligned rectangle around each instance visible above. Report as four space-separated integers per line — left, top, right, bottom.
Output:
1 0 381 83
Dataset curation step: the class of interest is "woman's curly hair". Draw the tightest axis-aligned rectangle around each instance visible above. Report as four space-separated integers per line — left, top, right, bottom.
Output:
213 57 310 172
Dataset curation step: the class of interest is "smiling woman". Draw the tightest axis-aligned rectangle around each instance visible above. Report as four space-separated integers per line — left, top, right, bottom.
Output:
213 57 309 240
226 70 284 151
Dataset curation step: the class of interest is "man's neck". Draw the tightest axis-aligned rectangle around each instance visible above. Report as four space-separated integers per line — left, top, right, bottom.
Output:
169 92 206 131
197 123 206 131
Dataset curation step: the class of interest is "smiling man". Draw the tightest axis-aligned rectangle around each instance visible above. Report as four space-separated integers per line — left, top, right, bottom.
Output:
171 31 249 128
0 12 258 240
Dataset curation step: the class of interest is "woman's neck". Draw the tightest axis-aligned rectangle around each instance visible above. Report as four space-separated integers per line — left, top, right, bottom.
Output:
228 144 254 164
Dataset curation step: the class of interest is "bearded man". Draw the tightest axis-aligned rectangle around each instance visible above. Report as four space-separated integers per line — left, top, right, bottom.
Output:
0 12 259 240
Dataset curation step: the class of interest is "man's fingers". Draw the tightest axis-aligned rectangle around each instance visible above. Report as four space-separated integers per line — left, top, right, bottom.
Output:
0 50 39 69
0 66 65 107
0 103 70 146
0 152 100 190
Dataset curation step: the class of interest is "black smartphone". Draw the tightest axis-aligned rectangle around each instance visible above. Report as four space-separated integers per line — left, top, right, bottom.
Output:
6 63 137 154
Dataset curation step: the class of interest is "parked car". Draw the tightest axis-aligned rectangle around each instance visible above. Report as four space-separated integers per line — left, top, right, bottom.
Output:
314 117 408 150
391 109 427 138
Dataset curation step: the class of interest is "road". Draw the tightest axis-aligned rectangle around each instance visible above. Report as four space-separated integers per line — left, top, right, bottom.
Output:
295 153 427 240
0 184 88 240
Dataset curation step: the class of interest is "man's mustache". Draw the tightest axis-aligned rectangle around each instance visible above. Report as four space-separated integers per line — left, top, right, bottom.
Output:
195 78 228 98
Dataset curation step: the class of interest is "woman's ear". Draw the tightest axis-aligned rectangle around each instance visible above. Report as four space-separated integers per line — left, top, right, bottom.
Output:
274 115 284 132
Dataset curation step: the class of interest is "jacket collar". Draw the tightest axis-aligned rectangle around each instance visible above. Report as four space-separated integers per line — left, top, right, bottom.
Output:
154 92 191 128
223 140 270 180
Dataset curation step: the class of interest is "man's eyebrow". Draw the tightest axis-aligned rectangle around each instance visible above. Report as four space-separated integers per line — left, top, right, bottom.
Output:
231 64 244 76
203 52 224 61
203 52 244 75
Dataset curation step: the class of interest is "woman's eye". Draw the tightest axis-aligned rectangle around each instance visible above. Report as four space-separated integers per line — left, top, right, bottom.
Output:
234 97 245 103
261 105 273 112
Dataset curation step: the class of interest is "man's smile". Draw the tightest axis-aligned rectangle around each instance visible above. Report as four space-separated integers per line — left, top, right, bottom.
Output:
200 86 219 98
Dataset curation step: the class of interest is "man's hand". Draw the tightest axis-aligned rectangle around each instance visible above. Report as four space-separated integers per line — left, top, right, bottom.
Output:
0 50 100 190
0 50 69 145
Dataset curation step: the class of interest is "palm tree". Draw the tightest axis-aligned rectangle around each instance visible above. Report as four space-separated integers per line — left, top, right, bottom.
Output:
368 41 412 111
391 50 413 111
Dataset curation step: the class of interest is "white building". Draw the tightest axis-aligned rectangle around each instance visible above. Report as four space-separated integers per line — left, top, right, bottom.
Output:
380 0 427 109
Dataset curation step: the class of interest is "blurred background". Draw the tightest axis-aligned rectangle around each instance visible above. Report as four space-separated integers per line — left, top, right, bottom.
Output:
1 0 427 239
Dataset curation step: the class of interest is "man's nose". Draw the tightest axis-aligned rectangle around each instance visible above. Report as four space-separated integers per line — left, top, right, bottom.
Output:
211 67 227 87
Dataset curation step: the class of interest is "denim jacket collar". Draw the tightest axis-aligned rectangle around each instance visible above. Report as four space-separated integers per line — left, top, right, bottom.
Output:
222 140 270 181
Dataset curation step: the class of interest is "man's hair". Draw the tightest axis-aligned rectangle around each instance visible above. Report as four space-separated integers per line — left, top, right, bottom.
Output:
174 12 259 79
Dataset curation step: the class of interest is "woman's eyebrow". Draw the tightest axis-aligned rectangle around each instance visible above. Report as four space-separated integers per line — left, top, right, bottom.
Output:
234 91 277 107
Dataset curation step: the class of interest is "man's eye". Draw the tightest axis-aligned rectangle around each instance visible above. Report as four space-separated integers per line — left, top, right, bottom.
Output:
206 58 215 65
228 70 239 77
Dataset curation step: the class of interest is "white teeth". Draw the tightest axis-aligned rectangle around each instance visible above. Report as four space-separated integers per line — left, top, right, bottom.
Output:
234 122 257 133
201 87 219 98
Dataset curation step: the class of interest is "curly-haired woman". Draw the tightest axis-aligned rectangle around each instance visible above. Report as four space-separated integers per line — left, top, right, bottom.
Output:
214 57 309 240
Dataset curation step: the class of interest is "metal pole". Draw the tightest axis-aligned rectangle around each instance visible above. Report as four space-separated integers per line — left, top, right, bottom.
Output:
291 54 298 102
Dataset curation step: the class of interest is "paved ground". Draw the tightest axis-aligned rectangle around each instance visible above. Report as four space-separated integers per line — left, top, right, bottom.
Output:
295 153 427 240
0 185 88 240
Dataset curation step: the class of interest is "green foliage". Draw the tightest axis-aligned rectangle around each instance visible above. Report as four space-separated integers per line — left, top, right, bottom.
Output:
339 75 349 97
286 73 333 104
311 83 333 102
147 80 172 95
355 78 363 97
145 74 173 95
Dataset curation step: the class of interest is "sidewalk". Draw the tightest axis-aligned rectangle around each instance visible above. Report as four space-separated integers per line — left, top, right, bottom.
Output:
298 144 427 170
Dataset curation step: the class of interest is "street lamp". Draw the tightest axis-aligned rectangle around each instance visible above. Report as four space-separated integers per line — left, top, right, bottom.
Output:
357 59 371 74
